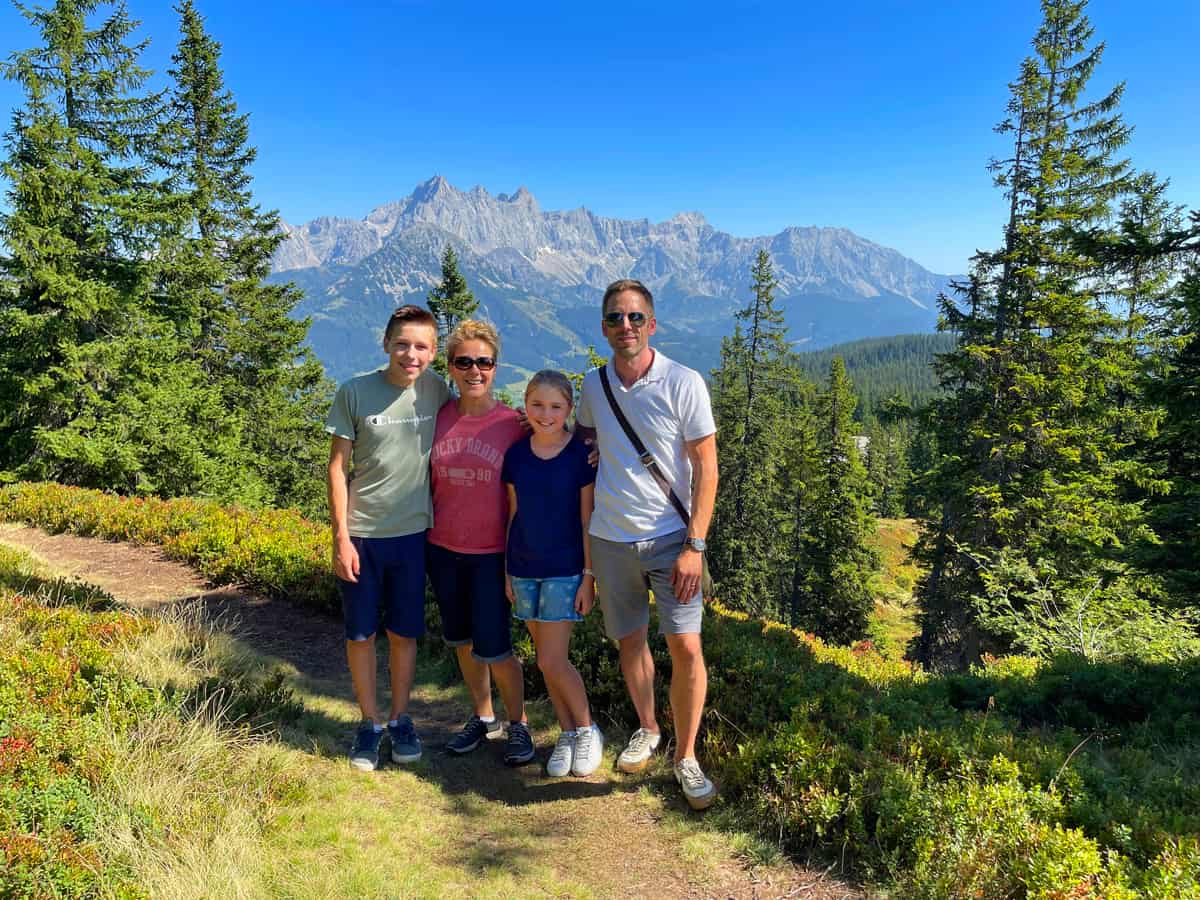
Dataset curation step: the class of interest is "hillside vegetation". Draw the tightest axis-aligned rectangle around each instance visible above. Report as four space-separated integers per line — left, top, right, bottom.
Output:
3 483 1198 897
795 333 956 422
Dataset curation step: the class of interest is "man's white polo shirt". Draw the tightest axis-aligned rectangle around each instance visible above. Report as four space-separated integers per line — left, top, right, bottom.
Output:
576 350 716 543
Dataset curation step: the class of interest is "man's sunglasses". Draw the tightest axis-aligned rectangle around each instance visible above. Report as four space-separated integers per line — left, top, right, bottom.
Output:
603 311 649 328
451 355 497 372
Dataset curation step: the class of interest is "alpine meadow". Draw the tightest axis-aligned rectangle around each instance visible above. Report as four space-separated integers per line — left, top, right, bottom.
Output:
1 1 1199 898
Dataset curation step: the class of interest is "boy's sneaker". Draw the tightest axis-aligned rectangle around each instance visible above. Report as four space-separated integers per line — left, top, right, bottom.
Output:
674 757 717 810
504 721 535 766
571 724 604 777
446 715 503 755
546 730 576 777
387 714 422 764
616 727 661 773
349 721 383 772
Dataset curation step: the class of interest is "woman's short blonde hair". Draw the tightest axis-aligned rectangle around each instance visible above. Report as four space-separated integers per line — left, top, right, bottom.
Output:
446 319 500 359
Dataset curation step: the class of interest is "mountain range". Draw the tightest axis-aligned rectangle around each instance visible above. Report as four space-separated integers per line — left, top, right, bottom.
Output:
269 175 955 386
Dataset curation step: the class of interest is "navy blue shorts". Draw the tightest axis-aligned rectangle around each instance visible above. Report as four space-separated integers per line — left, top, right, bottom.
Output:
339 532 427 642
426 541 512 663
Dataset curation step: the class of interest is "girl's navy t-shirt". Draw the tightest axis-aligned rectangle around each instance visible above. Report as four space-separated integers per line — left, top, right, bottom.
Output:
501 433 597 578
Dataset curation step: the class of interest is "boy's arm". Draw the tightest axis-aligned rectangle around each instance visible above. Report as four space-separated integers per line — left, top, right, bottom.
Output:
328 435 359 582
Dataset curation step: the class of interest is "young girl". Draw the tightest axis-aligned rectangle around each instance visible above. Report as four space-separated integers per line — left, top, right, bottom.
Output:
501 370 601 777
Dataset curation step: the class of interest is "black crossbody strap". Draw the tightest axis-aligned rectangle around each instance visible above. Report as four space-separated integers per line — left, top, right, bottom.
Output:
599 365 691 527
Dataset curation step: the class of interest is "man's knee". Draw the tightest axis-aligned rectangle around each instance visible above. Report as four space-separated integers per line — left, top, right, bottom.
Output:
617 626 650 658
666 632 704 668
385 629 416 647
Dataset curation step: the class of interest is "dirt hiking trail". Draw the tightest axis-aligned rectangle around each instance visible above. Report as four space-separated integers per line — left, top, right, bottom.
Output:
1 523 864 899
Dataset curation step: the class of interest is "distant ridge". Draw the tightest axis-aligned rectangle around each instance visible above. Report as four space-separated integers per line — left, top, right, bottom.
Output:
270 176 957 383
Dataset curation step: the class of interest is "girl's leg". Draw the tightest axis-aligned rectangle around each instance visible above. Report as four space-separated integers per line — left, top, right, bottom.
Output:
528 620 575 731
534 621 591 730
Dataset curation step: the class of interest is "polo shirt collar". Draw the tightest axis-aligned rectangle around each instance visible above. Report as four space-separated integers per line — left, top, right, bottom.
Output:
608 349 669 391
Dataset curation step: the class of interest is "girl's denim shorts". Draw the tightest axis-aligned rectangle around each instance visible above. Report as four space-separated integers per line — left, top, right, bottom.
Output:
510 574 583 623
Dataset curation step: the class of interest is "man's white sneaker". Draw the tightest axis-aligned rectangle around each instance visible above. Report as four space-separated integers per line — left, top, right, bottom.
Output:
616 727 661 774
674 757 717 810
546 730 576 777
571 724 604 777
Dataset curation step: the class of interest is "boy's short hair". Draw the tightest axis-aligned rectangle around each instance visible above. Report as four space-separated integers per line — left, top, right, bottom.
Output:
602 279 654 315
384 305 437 343
446 319 500 359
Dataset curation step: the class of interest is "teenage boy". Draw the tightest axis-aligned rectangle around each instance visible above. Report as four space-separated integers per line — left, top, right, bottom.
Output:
575 279 720 810
326 304 450 772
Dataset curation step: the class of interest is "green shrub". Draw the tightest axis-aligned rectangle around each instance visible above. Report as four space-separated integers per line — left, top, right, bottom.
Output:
5 482 1200 897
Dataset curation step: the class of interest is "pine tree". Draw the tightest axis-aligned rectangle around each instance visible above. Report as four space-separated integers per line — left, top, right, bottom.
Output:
913 0 1159 668
427 245 477 376
708 250 801 620
0 0 212 491
790 358 878 643
158 0 329 512
1131 213 1200 600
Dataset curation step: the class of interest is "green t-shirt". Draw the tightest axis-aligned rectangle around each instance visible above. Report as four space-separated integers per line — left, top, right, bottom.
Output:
325 368 452 538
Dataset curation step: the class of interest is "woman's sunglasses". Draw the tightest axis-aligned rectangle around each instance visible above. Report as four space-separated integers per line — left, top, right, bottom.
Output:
451 355 497 372
603 311 649 328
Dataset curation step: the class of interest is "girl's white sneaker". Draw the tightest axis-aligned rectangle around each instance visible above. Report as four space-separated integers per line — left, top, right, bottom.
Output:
546 730 576 777
571 724 604 777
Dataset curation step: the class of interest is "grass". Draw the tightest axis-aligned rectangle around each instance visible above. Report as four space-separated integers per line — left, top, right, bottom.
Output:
1 535 818 899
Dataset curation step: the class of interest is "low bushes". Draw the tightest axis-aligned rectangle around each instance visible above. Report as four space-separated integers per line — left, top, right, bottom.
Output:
0 540 307 898
3 482 1199 897
0 481 336 611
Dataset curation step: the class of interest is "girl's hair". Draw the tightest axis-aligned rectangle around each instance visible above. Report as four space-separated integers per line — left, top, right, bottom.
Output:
525 369 574 406
446 319 500 358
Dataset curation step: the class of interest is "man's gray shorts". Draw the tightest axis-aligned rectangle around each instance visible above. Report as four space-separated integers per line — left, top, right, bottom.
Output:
590 528 703 640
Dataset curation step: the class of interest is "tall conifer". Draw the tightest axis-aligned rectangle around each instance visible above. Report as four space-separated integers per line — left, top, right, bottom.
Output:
913 0 1157 667
158 0 329 511
790 358 878 643
0 0 217 491
427 245 477 376
709 250 800 619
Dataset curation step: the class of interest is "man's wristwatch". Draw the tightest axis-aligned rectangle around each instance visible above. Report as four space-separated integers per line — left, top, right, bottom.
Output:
683 537 706 553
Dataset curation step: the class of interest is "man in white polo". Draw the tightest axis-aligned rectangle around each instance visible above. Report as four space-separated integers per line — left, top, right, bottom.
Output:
575 278 719 810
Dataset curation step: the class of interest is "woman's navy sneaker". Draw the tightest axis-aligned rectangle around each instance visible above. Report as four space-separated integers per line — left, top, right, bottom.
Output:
504 721 535 766
388 714 422 764
349 721 383 772
446 715 503 755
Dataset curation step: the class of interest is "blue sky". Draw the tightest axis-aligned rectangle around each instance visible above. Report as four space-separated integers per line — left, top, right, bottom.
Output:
1 0 1196 274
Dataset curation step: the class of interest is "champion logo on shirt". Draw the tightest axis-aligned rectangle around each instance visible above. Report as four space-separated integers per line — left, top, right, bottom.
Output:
365 413 434 428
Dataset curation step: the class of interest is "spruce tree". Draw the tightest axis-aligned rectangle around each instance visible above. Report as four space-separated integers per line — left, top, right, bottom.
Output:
427 245 477 376
1134 213 1200 600
913 0 1158 668
790 357 878 643
158 0 329 512
0 0 220 492
708 250 801 620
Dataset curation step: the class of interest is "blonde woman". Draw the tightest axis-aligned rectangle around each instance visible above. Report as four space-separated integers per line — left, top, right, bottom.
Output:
427 320 533 765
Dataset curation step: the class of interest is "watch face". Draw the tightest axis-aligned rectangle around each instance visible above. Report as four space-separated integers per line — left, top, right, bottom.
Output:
687 538 706 552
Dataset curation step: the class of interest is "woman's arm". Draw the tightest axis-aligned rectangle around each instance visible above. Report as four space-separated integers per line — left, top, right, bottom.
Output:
504 483 518 604
576 483 596 615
